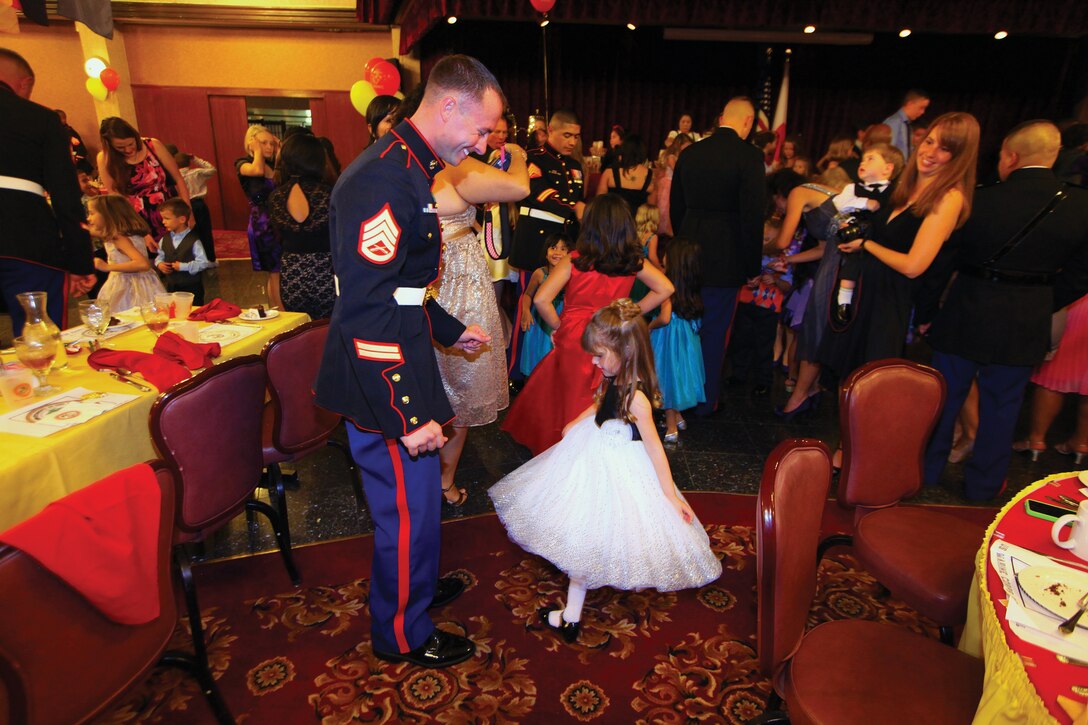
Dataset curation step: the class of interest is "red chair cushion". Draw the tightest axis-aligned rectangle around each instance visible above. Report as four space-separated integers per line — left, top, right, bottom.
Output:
855 507 984 625
781 619 984 725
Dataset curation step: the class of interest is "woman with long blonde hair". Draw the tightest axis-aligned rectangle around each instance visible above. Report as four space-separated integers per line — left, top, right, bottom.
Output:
819 111 980 382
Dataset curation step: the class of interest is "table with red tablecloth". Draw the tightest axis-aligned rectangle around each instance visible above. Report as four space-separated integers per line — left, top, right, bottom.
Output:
961 471 1088 723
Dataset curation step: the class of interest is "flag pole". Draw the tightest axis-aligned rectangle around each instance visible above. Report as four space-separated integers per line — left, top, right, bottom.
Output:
772 48 791 164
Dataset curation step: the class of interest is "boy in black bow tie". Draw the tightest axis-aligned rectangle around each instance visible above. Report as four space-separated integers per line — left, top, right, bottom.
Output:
830 143 904 324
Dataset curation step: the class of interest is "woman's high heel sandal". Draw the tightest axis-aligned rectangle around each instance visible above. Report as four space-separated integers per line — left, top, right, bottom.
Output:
442 483 468 506
1011 440 1047 462
1055 442 1088 466
539 607 580 643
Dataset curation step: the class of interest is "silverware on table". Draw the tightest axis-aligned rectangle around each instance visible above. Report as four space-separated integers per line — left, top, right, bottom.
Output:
1072 685 1088 697
1058 655 1088 667
108 371 152 392
1061 591 1088 634
215 319 263 328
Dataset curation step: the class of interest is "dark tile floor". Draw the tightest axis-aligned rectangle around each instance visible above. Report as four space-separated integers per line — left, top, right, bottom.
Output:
12 260 1075 561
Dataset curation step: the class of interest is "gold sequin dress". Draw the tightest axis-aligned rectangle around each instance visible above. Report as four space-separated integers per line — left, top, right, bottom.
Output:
432 206 510 426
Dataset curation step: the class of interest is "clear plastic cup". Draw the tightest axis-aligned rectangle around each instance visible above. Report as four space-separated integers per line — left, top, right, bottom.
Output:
172 292 195 320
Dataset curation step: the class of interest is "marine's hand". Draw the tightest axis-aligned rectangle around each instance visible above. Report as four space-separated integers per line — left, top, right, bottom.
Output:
520 314 534 332
401 420 447 457
453 324 491 352
68 274 97 295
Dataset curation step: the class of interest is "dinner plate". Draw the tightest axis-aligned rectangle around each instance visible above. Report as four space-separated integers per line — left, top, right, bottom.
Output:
239 308 279 321
1018 565 1088 629
1078 470 1088 486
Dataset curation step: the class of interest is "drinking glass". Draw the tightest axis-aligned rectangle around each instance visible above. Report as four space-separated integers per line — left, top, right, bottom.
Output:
78 299 111 342
140 299 171 336
13 331 57 395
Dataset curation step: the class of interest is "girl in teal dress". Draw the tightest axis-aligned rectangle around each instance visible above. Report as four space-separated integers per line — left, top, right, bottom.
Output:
519 234 571 377
648 237 705 442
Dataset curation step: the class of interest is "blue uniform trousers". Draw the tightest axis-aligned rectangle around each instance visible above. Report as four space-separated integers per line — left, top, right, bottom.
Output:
695 286 740 416
346 425 441 653
924 350 1033 500
0 258 67 336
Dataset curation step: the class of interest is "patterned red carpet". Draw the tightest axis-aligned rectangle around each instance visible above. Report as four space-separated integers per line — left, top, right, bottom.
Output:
211 230 250 261
100 493 995 724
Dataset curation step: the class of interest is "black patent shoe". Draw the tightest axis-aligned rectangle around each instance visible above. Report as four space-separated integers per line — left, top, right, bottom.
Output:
429 576 465 609
373 629 476 668
539 607 581 644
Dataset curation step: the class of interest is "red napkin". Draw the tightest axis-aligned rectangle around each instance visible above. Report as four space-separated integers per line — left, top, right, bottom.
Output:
153 331 221 369
88 348 190 391
188 298 242 322
0 463 163 624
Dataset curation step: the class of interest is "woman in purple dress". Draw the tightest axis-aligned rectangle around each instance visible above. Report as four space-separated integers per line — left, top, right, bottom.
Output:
236 124 283 310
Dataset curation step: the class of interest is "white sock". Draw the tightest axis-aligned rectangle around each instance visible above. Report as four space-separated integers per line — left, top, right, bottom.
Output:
550 577 588 626
837 287 854 306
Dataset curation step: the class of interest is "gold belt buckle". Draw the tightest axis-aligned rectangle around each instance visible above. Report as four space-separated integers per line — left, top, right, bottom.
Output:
424 286 438 303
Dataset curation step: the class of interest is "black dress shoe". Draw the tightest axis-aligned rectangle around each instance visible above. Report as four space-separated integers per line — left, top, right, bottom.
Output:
373 629 476 668
753 385 769 397
538 607 580 644
429 576 465 609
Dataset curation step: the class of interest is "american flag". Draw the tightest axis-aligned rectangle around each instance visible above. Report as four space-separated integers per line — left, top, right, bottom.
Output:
756 47 774 133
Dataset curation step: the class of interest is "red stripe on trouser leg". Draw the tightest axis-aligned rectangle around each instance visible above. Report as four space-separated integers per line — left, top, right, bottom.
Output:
508 269 527 374
386 439 412 653
721 293 740 355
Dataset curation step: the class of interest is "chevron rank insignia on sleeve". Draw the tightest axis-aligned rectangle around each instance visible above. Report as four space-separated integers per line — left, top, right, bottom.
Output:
358 203 401 265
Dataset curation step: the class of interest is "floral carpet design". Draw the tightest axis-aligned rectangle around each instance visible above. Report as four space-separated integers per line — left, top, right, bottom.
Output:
96 493 988 724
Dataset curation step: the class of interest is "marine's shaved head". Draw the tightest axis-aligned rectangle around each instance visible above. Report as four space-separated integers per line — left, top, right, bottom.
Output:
998 120 1061 180
719 96 755 138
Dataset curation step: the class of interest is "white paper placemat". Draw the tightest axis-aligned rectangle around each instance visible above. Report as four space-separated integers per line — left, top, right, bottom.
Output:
0 387 139 438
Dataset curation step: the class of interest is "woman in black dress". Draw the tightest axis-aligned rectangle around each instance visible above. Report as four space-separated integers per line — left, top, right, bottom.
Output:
819 112 980 382
268 133 337 320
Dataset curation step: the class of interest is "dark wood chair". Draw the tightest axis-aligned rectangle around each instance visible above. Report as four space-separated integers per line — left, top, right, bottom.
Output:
150 355 299 671
820 359 985 645
0 462 232 724
260 318 360 517
755 438 984 724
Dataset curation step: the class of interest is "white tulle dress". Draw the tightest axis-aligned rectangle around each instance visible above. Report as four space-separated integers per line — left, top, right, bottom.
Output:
490 385 722 592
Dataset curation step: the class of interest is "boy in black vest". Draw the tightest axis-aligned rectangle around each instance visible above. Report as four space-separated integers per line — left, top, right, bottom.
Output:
154 197 213 305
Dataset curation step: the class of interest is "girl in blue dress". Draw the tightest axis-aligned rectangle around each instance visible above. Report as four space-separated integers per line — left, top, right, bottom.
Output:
518 234 570 377
648 237 705 442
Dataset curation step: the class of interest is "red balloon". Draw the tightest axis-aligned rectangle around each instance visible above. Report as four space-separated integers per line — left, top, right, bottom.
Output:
530 0 556 12
367 60 401 97
364 56 385 77
99 67 121 92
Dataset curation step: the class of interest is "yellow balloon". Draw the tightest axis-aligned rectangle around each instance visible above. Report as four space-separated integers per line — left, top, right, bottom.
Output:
350 80 377 117
85 76 108 101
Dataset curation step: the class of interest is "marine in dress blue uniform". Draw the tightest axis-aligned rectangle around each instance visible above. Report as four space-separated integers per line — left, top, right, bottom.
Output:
315 119 466 657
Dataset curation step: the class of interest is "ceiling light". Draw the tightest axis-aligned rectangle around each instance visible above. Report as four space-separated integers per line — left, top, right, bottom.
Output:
539 18 549 27
84 56 107 78
626 22 637 30
447 15 457 24
803 25 816 34
994 30 1008 39
899 28 911 38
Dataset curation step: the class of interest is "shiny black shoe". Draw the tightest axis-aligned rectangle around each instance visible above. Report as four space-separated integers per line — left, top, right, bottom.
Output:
753 385 770 397
539 607 581 644
429 576 465 609
373 629 476 668
773 396 813 422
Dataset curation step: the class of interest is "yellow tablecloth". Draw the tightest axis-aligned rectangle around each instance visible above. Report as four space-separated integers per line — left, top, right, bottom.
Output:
962 472 1084 724
0 311 310 532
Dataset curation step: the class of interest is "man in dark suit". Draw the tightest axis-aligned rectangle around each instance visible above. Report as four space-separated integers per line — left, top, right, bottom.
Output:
670 96 766 415
923 120 1088 501
0 48 95 335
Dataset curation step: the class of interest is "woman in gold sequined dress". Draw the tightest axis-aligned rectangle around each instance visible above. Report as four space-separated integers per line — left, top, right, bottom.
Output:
431 141 530 505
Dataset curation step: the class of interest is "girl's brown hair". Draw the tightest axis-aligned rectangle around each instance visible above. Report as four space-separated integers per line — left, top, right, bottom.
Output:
582 298 662 421
98 117 144 195
89 194 150 239
574 194 644 276
891 111 979 228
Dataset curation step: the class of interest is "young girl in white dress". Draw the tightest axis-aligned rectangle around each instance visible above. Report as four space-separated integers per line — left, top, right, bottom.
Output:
490 298 721 643
89 194 166 312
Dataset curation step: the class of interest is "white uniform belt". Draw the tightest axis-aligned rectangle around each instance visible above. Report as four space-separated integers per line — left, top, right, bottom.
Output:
0 175 46 197
393 286 427 305
518 206 565 225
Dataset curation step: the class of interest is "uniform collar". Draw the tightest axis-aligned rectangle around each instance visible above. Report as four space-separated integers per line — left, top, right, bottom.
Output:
390 119 445 181
0 80 15 96
542 142 565 161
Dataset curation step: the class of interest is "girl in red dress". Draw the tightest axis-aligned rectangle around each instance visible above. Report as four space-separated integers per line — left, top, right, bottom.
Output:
501 194 673 454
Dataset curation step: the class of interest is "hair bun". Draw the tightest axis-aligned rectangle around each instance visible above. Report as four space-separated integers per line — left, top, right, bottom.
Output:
611 297 642 321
